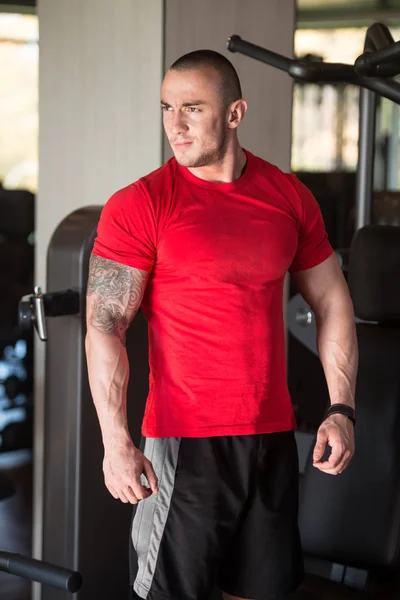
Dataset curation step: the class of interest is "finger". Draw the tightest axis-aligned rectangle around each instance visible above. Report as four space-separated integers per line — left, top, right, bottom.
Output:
135 486 152 501
314 462 343 476
143 460 159 493
326 442 344 469
337 450 353 473
313 462 336 475
314 462 340 474
313 430 328 463
131 480 153 501
316 453 344 472
118 490 130 504
124 486 140 504
315 449 351 475
107 484 119 500
313 448 343 472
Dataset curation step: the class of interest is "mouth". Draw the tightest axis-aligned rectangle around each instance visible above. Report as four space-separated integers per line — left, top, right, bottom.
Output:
174 141 193 148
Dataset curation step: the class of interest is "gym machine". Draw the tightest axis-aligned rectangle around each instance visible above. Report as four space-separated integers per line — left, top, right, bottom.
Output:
227 22 400 357
0 548 81 595
17 208 150 600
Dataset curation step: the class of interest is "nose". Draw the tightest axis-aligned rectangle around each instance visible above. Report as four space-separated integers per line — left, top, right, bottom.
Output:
170 111 189 136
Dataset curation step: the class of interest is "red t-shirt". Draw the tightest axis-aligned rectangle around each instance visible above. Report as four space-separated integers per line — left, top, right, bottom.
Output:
92 149 333 438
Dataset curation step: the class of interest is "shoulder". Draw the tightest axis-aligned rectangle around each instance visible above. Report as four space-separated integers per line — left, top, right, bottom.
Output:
136 157 178 197
104 157 178 215
247 150 304 207
247 150 299 191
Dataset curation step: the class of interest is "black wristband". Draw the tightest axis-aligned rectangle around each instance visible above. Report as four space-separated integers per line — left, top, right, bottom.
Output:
324 403 356 426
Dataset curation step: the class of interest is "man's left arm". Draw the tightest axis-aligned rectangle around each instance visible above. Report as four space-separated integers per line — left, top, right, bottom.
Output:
291 252 358 475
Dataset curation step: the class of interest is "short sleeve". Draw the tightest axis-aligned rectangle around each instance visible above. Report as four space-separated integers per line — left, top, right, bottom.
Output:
92 183 157 272
288 175 333 273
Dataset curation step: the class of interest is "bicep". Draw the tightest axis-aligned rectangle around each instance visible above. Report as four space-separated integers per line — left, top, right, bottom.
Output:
86 254 150 335
290 253 351 316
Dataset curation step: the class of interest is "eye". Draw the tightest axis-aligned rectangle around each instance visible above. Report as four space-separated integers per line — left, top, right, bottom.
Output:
161 105 173 111
187 107 200 113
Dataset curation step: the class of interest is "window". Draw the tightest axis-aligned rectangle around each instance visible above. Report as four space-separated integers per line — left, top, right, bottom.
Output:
292 26 400 173
0 12 38 193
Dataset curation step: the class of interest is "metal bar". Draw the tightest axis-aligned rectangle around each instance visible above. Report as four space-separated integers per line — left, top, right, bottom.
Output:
355 41 400 73
387 103 400 190
336 86 346 171
227 36 358 82
227 36 291 73
355 21 383 229
356 61 400 78
227 34 400 102
288 62 357 83
227 33 400 103
374 101 386 191
355 88 378 231
355 73 400 104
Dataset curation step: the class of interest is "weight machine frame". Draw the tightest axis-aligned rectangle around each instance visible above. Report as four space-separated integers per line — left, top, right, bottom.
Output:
227 22 400 232
227 22 400 355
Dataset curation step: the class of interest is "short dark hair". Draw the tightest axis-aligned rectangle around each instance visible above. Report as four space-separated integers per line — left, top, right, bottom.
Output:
169 49 242 107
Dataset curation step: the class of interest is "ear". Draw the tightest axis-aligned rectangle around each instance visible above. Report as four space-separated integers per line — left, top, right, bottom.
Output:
227 99 248 129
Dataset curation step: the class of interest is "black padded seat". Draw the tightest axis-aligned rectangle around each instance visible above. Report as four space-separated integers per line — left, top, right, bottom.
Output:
290 225 400 599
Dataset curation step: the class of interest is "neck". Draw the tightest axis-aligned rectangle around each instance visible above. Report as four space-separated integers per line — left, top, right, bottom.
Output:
187 142 247 184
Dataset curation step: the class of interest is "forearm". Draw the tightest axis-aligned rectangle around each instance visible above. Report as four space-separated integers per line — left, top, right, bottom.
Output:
316 299 358 409
85 326 132 449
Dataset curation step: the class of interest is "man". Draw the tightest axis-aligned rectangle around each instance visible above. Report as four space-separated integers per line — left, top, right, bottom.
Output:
85 50 357 600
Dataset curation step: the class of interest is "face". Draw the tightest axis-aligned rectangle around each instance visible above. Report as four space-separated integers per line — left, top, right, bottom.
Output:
161 67 230 168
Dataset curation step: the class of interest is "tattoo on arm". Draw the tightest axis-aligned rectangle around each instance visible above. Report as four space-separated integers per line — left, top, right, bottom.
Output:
87 255 149 343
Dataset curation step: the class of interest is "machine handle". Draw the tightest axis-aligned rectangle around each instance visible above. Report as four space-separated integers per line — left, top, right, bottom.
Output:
227 35 292 72
0 552 82 593
33 286 47 341
227 34 356 82
18 288 80 342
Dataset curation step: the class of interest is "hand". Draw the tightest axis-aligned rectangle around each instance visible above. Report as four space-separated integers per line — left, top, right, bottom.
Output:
103 440 159 504
313 413 355 475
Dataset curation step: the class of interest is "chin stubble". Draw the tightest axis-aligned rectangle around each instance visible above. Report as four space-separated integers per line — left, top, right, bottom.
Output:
174 125 229 168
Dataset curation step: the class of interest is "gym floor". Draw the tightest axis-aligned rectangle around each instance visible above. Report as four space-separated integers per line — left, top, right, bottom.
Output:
0 450 32 600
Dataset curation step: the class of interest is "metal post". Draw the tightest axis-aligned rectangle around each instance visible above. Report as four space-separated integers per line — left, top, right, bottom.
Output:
387 103 400 190
355 87 378 231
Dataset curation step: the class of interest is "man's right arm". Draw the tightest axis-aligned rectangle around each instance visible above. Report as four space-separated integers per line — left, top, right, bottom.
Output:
85 254 158 504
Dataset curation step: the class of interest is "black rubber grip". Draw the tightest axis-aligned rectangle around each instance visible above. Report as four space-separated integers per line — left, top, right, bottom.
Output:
0 552 82 593
227 35 292 72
